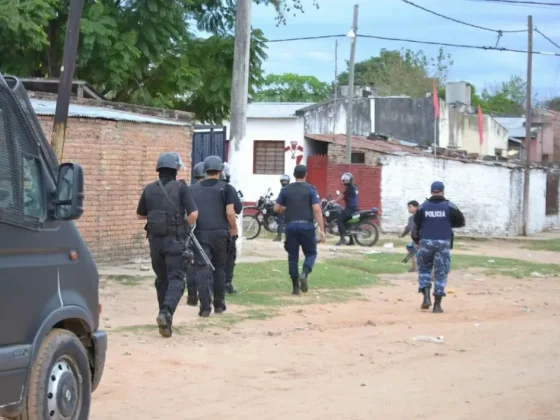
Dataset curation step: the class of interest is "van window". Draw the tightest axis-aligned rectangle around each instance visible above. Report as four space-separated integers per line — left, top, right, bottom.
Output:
0 110 14 211
23 155 44 218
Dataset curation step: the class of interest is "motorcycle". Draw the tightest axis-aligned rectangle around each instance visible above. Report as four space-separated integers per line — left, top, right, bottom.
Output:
242 188 278 240
321 190 381 247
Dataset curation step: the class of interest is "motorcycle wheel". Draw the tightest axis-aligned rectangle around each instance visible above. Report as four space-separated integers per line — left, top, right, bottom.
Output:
262 215 278 233
242 214 261 240
353 220 380 247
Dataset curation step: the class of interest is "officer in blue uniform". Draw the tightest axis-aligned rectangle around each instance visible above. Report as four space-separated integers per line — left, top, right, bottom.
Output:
273 174 291 242
334 172 359 246
274 165 325 295
186 162 205 306
137 152 199 337
412 181 465 313
190 156 238 317
222 162 243 294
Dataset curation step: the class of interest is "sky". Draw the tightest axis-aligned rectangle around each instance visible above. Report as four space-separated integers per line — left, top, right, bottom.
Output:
247 0 560 100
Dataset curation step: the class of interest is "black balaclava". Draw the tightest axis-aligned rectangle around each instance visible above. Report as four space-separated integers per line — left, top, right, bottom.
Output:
158 168 178 185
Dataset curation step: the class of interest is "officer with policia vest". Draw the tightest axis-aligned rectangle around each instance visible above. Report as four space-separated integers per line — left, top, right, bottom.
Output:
190 155 238 317
186 161 206 306
221 162 243 294
136 152 198 337
412 181 465 313
274 165 325 295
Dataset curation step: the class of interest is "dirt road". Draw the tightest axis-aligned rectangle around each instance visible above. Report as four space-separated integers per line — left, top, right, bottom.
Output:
92 240 560 420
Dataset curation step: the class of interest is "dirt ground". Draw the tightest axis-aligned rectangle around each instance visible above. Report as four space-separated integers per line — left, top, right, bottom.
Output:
92 237 560 420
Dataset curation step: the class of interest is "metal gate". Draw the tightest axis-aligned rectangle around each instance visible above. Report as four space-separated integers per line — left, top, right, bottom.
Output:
191 126 226 179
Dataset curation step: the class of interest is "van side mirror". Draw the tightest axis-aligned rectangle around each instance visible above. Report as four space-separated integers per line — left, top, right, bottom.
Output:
55 163 84 220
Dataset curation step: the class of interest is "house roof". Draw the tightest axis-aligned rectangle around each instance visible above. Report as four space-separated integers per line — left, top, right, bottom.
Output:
304 133 424 155
247 102 315 119
494 117 539 138
30 99 189 126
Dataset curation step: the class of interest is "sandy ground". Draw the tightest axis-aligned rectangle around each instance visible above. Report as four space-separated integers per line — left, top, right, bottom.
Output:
92 238 560 420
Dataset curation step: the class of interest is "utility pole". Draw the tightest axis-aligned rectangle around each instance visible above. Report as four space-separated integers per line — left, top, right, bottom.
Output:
51 0 85 161
228 0 252 255
345 5 359 164
522 15 533 236
333 39 338 138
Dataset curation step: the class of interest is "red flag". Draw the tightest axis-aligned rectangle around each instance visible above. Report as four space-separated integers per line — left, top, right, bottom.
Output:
477 105 484 145
432 79 440 120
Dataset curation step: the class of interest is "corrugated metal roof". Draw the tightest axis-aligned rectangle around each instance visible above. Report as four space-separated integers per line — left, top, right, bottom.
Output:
495 117 525 130
247 102 314 119
30 99 189 126
305 133 424 155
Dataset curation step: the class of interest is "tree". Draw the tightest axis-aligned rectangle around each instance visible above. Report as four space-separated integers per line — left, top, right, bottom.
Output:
544 97 560 112
480 75 526 115
336 48 453 98
252 73 331 102
0 0 317 123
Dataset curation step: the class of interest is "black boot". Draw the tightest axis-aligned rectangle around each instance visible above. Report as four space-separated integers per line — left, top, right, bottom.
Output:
335 238 347 246
273 234 282 242
186 292 198 306
225 284 238 294
291 277 300 295
421 287 431 310
299 267 310 293
433 296 443 313
156 307 173 338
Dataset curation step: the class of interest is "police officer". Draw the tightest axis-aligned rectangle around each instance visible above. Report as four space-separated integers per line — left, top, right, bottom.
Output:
273 174 290 242
412 181 465 313
274 165 326 295
334 172 359 246
190 155 238 317
221 162 243 294
186 161 206 306
136 152 198 337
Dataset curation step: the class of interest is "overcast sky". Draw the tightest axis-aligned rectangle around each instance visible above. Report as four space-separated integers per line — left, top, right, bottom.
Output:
248 0 560 99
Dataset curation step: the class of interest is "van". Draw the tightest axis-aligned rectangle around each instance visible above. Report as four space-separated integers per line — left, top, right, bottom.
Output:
0 74 107 419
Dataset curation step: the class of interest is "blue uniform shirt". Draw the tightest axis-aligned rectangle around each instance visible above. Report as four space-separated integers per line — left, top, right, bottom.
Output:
344 184 358 210
276 182 319 230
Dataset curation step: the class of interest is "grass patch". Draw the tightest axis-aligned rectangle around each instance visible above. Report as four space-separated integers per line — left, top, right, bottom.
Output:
520 239 560 252
376 238 409 248
104 275 144 286
451 254 560 278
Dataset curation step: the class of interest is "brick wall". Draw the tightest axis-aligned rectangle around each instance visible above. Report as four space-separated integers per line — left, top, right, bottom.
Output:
326 163 382 210
38 116 193 263
328 143 382 166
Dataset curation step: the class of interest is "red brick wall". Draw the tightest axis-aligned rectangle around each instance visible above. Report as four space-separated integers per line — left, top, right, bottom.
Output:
38 116 193 263
326 164 382 211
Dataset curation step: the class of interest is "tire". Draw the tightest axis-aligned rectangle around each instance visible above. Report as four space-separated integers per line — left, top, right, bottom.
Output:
353 220 380 247
24 329 91 420
242 214 261 240
262 215 277 233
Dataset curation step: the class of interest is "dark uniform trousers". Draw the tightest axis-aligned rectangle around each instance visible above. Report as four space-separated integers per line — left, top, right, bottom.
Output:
150 234 187 314
337 208 355 237
284 222 317 279
224 237 237 288
194 229 229 311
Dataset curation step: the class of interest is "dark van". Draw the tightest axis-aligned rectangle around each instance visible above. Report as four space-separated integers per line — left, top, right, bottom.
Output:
0 74 107 419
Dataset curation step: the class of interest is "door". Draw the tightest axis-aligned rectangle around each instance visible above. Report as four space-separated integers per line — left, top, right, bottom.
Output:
191 127 227 179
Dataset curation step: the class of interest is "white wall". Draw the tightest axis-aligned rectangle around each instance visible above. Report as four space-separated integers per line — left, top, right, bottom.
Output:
380 155 549 237
225 117 305 202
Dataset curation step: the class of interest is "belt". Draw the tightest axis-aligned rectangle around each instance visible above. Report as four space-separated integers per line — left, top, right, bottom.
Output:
288 220 313 224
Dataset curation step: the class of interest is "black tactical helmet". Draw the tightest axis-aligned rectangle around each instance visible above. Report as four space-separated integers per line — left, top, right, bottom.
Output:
193 162 204 179
203 155 223 173
156 152 184 171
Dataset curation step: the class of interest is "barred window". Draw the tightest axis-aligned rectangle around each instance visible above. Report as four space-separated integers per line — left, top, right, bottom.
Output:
253 141 285 175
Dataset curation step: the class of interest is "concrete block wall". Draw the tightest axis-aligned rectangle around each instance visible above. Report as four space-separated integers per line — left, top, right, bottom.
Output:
38 116 193 263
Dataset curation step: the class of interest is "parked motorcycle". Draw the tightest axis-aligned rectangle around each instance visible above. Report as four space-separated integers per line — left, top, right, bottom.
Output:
242 188 278 240
321 190 381 246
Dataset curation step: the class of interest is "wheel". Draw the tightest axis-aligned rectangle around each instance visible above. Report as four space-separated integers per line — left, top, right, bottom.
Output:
25 328 91 420
353 220 380 247
262 215 278 233
242 214 261 240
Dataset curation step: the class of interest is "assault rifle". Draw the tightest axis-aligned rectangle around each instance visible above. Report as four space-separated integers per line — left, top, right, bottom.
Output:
182 224 215 271
402 248 416 263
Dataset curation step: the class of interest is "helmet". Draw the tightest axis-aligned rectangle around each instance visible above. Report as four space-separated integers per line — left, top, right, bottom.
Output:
221 162 231 182
341 172 353 184
280 174 290 186
203 155 223 173
192 162 204 179
156 152 184 171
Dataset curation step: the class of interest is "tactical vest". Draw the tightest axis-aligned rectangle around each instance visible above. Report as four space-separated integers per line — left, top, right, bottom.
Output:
191 180 229 230
283 182 314 223
144 180 187 237
419 199 452 241
344 184 359 210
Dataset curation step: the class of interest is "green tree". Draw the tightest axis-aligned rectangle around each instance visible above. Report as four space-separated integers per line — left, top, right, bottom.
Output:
252 73 331 102
480 75 526 115
0 0 317 123
543 97 560 112
337 48 453 97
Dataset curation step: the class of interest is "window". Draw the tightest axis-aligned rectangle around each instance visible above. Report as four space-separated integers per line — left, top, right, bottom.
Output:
546 172 559 215
23 155 44 218
253 141 285 175
0 110 14 211
351 152 365 164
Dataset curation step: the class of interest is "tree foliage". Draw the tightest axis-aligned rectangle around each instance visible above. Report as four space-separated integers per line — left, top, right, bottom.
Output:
337 48 453 98
252 73 331 102
544 96 560 112
0 0 317 122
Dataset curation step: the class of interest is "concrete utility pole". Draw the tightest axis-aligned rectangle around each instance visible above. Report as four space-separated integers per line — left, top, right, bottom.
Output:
228 0 252 255
333 39 338 138
522 15 533 236
51 0 85 161
345 5 359 164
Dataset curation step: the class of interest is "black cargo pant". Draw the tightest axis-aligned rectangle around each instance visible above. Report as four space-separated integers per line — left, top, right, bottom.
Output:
193 229 229 313
224 237 237 288
337 208 355 237
149 234 186 315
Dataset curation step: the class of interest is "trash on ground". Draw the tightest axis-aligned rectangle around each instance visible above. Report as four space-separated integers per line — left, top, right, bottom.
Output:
362 249 381 255
412 335 445 344
383 242 394 249
448 289 455 294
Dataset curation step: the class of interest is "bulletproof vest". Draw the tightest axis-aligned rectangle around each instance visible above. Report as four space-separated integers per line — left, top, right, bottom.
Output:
191 180 229 230
344 184 358 210
283 182 314 223
143 180 187 236
419 199 452 241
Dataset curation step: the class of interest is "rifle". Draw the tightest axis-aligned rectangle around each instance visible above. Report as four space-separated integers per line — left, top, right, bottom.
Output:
182 225 215 271
402 248 416 263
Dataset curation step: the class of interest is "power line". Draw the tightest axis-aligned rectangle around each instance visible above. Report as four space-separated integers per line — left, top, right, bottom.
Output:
535 28 560 50
470 0 560 5
266 34 345 43
400 0 526 33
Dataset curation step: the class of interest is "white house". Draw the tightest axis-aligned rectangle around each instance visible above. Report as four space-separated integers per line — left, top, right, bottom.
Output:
224 102 314 202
